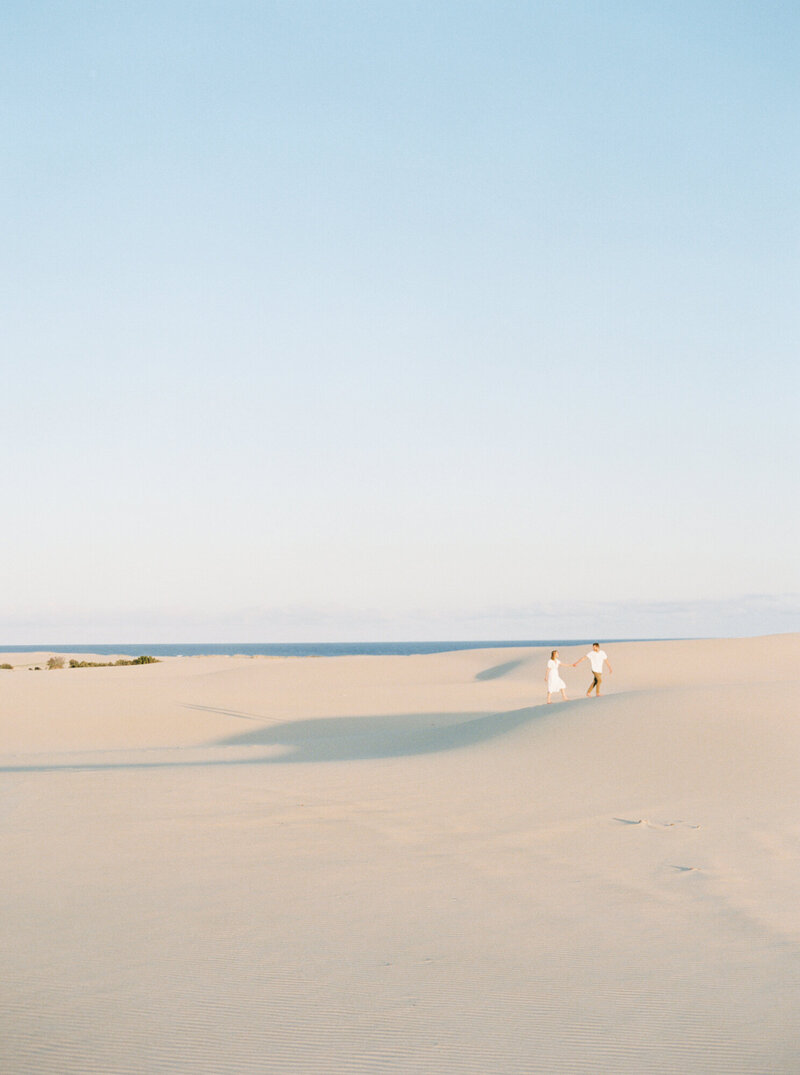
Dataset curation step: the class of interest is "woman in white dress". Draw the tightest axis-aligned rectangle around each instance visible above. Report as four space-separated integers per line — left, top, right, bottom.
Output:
545 649 568 703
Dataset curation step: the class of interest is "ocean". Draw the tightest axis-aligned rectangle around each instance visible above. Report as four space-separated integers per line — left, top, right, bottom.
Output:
0 639 642 658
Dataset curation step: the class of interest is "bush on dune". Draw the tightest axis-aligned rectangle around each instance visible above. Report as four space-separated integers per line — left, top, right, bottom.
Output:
68 656 161 669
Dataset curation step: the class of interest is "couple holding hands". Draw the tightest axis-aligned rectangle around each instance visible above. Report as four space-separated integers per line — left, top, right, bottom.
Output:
546 643 613 703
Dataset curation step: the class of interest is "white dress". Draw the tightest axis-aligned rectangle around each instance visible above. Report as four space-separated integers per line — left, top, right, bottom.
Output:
547 658 566 693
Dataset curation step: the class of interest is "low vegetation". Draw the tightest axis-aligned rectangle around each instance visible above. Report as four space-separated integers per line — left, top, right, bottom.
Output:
0 663 13 670
68 655 160 668
47 656 66 670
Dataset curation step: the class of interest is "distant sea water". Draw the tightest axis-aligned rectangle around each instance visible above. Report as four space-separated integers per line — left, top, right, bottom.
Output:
0 639 644 658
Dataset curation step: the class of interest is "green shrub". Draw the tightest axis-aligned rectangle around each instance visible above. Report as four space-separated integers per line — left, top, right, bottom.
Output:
68 656 160 669
0 663 13 670
47 656 66 670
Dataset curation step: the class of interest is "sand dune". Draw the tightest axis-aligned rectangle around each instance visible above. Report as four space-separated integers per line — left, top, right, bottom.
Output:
1 635 799 1072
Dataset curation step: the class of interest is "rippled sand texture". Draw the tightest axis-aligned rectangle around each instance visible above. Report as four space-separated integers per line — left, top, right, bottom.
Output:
1 635 799 1073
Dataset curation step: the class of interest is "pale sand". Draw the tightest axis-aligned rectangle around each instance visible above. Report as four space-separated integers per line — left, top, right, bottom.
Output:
1 635 798 1073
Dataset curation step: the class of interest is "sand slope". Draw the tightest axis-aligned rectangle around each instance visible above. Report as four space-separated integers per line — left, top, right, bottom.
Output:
1 635 799 1073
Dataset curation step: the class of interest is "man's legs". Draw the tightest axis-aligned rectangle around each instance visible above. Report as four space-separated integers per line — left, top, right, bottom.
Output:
587 672 602 697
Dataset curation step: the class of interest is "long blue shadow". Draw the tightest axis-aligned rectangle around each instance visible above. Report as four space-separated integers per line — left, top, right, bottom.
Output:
0 701 574 773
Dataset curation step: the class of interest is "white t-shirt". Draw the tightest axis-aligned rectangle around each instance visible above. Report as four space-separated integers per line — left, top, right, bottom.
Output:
587 649 607 673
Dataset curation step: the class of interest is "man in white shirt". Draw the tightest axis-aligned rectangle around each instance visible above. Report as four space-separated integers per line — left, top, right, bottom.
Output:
573 643 613 697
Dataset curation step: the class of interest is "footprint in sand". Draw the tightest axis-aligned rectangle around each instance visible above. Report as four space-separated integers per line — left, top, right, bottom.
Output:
614 817 700 830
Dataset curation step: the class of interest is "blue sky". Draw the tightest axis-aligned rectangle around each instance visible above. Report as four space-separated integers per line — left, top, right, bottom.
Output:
2 1 798 641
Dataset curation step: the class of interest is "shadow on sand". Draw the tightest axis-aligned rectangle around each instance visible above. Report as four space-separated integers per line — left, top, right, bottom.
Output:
205 705 548 762
474 659 526 681
0 702 575 773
